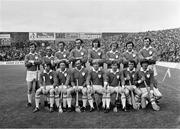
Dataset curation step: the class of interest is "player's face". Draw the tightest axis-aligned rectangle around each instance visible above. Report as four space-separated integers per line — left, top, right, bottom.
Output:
75 60 81 68
144 39 150 47
93 63 99 70
60 63 66 70
30 45 35 53
75 40 81 48
142 63 148 70
128 62 134 70
127 44 133 51
58 43 64 50
45 65 51 72
112 64 118 71
47 49 52 56
93 42 98 48
42 43 45 47
111 43 117 50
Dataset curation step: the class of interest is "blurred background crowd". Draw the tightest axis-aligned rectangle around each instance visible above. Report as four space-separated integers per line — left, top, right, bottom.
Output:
0 28 180 62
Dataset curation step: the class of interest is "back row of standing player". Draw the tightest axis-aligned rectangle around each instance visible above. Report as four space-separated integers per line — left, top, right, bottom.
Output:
24 37 162 113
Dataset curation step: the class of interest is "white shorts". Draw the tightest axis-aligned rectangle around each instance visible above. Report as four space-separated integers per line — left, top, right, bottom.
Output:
124 85 136 91
92 85 103 94
26 70 40 82
104 86 123 94
140 87 150 93
44 85 54 91
36 85 54 94
55 85 73 93
153 87 162 97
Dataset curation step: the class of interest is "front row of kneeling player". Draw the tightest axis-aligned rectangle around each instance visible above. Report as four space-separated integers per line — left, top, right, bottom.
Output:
33 59 162 113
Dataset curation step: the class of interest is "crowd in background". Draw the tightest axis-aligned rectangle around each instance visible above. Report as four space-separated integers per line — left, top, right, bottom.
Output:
0 28 180 62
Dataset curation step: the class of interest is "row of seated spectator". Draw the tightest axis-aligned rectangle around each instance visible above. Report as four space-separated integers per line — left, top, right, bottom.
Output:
0 28 180 62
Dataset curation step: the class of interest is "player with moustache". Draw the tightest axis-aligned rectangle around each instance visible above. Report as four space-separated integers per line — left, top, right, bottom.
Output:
25 42 42 107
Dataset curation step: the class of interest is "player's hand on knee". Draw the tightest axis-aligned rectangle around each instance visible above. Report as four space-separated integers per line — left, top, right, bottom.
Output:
42 89 47 95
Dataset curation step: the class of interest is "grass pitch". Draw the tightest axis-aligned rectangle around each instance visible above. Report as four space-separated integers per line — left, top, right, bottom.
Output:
0 65 180 128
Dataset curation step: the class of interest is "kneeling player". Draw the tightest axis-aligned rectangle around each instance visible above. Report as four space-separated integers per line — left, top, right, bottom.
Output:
33 63 56 113
54 61 73 113
86 60 105 111
134 59 160 111
103 61 125 113
71 59 88 112
122 60 142 110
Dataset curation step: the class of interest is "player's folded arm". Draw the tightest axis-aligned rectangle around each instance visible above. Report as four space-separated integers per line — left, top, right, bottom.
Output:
65 74 71 87
53 72 59 88
86 71 92 86
39 73 44 87
133 72 140 85
149 71 154 90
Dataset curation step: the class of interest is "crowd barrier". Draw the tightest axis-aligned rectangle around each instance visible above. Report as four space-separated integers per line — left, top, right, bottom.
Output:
0 61 24 65
0 61 179 69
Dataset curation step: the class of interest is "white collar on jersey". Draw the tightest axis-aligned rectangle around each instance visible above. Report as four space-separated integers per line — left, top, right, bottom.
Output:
43 70 53 74
92 47 100 52
45 55 54 58
110 69 119 74
92 67 101 73
126 49 135 54
75 66 84 72
109 50 118 54
58 49 66 53
140 67 150 73
29 52 37 55
76 47 83 51
127 68 136 72
143 46 152 50
59 68 67 73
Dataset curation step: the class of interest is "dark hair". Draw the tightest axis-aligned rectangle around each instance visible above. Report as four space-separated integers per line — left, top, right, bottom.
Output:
140 59 149 66
92 60 100 65
111 60 119 66
128 60 136 67
75 59 82 64
58 41 65 46
75 39 83 44
29 42 37 48
46 46 52 50
59 60 67 65
92 39 100 48
43 62 52 69
110 42 118 49
126 41 134 48
144 37 152 43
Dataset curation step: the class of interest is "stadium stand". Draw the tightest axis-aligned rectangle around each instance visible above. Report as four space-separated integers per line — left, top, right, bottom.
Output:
0 28 180 62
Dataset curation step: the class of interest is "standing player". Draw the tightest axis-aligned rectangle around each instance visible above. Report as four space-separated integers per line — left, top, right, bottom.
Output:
39 42 46 57
33 63 56 113
122 60 142 110
86 60 105 111
106 42 122 69
88 39 105 68
54 41 70 69
25 42 42 107
41 46 56 106
69 39 88 68
139 37 157 74
54 61 73 113
133 59 160 111
122 41 139 68
42 46 56 70
71 59 88 112
139 37 162 101
103 61 125 113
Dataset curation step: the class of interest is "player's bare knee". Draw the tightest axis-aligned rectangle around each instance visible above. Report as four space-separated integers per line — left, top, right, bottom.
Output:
124 89 129 96
49 89 54 95
82 88 87 95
